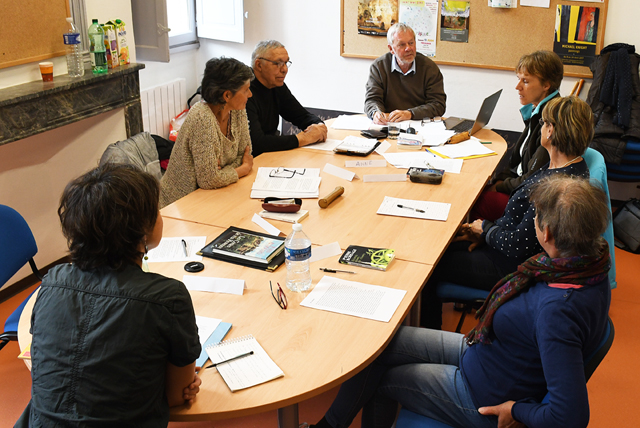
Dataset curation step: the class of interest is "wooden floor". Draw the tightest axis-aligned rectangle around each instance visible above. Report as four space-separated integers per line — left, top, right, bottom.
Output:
1 247 638 428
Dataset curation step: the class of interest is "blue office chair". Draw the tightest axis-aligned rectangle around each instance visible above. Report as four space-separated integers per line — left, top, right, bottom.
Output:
435 283 489 333
0 205 42 351
396 316 615 427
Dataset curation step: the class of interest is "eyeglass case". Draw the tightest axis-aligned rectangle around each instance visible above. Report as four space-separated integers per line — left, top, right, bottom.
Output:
262 197 302 213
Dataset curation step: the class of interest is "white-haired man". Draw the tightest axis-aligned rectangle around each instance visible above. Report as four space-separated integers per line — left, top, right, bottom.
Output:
365 23 446 125
247 40 327 157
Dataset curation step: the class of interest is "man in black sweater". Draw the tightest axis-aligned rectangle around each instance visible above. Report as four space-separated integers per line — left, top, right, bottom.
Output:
247 40 327 157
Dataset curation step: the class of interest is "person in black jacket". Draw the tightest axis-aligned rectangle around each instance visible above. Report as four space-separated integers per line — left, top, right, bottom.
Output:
472 51 564 221
247 40 327 157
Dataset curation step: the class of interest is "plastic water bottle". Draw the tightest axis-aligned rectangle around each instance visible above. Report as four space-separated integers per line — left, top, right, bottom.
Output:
63 17 84 77
88 19 108 74
284 223 312 292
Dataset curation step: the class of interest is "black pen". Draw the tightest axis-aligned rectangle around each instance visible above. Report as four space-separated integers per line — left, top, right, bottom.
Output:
397 204 425 213
206 351 254 369
181 239 189 257
319 268 356 274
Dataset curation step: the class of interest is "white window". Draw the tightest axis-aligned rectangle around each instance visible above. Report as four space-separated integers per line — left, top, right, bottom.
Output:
168 0 197 48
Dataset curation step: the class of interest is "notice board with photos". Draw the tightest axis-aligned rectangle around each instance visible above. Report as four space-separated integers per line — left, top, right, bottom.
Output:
0 1 70 69
341 0 609 78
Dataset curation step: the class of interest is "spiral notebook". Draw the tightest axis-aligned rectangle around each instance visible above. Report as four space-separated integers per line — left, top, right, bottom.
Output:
205 334 284 392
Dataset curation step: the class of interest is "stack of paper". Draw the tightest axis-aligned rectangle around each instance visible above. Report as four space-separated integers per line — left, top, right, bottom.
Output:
250 167 322 199
428 138 496 159
382 152 463 174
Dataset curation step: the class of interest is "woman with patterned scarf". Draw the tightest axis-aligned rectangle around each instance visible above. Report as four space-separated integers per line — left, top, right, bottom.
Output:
310 175 611 428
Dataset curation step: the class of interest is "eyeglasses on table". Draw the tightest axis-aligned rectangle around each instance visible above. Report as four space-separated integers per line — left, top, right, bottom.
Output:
269 167 306 179
270 281 288 310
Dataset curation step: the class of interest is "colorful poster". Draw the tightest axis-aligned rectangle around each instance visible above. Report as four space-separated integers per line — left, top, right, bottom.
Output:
553 5 599 67
399 0 439 56
358 0 399 36
440 1 470 43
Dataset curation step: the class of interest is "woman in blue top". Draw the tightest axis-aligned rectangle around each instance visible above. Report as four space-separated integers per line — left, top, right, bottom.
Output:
310 173 611 428
422 95 593 330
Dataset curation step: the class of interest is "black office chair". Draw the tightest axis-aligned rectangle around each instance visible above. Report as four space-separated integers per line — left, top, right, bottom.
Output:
395 316 616 427
0 205 42 351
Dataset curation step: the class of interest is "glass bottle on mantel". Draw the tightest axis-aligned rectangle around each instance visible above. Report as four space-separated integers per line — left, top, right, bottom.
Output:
88 19 108 74
63 17 84 77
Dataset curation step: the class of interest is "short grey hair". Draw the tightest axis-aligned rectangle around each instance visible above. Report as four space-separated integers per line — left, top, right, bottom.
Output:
251 40 285 68
387 23 415 45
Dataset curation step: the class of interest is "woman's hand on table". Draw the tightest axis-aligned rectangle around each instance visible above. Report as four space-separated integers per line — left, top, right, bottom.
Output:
478 401 525 428
235 146 253 178
182 369 202 405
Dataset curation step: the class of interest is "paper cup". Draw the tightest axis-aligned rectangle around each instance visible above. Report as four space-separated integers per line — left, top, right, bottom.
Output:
39 62 54 82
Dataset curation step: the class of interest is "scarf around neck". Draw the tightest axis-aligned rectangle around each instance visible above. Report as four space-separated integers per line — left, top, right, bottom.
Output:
465 244 610 345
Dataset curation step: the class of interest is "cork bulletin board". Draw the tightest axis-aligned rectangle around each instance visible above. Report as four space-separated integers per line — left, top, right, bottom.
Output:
341 0 608 78
0 0 70 69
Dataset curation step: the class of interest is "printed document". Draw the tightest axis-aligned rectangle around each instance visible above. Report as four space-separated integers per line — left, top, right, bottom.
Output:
377 196 451 221
428 138 496 159
146 236 206 262
301 276 406 322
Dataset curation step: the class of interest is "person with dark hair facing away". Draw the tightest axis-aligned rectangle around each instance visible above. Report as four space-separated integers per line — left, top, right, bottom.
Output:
422 96 594 330
160 57 254 207
25 163 202 427
311 174 611 428
473 50 564 221
247 40 327 157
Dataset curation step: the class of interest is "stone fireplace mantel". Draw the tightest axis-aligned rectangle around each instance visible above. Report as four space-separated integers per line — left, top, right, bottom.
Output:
0 63 145 146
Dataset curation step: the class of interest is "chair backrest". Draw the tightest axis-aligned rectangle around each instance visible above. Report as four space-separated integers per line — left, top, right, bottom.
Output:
583 147 617 289
99 132 163 181
0 205 38 287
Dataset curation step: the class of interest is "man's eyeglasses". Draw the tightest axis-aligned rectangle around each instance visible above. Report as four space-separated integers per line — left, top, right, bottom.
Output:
269 167 306 179
270 281 287 310
421 117 442 126
258 58 292 69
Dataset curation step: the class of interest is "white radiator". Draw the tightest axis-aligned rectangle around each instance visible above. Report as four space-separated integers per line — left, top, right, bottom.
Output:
140 78 187 139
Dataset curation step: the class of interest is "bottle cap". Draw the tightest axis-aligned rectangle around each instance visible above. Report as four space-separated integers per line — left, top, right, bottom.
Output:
66 17 73 23
92 18 98 23
292 223 302 232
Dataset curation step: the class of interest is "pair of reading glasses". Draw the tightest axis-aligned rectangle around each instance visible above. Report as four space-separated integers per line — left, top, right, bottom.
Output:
258 57 292 69
270 281 288 310
421 117 442 126
269 167 306 179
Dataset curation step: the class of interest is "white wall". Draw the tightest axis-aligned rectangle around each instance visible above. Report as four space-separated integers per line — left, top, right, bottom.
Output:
0 0 134 290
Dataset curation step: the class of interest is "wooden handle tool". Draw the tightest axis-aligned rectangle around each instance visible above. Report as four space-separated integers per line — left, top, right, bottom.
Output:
319 186 344 208
446 131 470 144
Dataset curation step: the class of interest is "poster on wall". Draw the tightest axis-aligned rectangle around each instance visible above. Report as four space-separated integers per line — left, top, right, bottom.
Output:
440 1 470 43
553 5 599 66
358 0 399 36
488 0 516 8
399 0 439 56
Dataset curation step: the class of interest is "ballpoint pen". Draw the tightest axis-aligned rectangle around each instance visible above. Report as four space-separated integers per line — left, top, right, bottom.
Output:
397 204 425 213
205 351 254 369
181 239 189 257
319 268 356 274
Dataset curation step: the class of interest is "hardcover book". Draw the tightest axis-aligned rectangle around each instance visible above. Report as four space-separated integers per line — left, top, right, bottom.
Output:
338 245 395 271
199 227 285 270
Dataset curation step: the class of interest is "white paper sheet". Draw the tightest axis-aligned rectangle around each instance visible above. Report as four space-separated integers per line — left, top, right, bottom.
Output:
308 242 342 263
345 159 387 168
382 152 463 173
250 175 321 199
302 139 343 151
252 213 282 236
323 163 357 181
195 315 222 346
300 276 406 322
331 115 373 130
186 276 246 295
428 138 496 159
363 174 407 183
377 196 451 221
520 0 550 7
375 141 391 154
420 129 456 146
146 236 206 262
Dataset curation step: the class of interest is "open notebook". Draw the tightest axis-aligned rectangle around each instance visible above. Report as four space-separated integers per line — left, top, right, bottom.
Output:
205 334 284 392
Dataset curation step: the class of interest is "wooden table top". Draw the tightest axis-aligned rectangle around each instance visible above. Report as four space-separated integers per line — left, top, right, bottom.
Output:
19 123 506 423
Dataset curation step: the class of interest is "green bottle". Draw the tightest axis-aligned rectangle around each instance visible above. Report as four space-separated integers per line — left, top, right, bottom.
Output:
88 19 108 74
